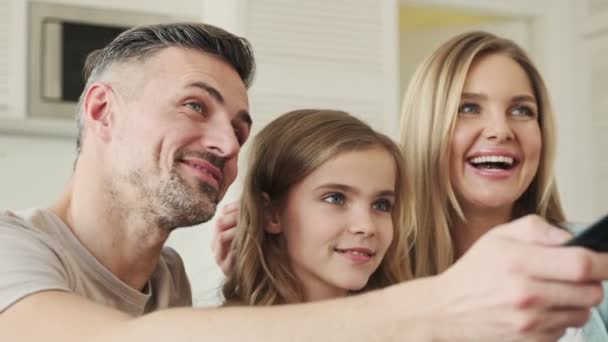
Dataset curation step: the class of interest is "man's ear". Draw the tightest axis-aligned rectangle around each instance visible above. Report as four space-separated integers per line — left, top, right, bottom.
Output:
262 192 282 234
82 82 116 143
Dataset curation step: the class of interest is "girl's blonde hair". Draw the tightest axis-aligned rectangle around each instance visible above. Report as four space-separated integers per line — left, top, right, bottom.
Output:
400 31 565 277
223 109 414 305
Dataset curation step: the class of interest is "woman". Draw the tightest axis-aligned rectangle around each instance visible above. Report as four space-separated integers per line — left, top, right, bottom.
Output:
221 109 414 305
400 30 605 340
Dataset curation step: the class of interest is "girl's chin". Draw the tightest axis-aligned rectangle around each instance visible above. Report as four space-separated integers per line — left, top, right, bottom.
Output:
338 279 373 292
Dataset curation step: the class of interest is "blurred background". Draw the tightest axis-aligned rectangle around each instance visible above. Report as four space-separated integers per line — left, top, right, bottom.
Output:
0 0 605 305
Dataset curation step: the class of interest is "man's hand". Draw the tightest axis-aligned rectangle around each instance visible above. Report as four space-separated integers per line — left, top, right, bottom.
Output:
421 215 606 341
211 201 239 275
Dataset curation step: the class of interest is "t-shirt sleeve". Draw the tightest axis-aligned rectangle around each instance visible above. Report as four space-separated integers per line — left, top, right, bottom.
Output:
0 217 70 313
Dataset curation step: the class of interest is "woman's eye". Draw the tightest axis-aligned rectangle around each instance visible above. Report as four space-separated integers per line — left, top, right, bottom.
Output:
323 193 345 205
511 105 536 118
372 199 393 212
458 103 480 114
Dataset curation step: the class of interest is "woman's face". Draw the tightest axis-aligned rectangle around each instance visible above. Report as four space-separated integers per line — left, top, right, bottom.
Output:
271 147 396 302
450 53 542 215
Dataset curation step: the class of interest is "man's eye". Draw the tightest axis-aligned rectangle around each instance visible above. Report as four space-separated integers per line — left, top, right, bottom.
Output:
323 193 345 205
186 102 206 113
234 127 241 142
372 199 393 212
234 126 248 146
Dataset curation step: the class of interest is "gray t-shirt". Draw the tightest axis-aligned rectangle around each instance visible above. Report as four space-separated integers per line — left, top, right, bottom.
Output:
0 208 192 316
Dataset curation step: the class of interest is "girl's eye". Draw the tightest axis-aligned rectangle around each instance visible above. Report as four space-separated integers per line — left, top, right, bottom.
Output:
458 103 480 115
372 199 393 212
511 105 536 118
323 193 345 205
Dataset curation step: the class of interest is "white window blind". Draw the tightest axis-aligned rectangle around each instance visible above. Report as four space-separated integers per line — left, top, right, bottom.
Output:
0 0 9 110
244 0 391 134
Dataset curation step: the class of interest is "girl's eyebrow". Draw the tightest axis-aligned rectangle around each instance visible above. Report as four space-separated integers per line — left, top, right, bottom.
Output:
314 183 353 193
315 184 395 197
377 191 396 198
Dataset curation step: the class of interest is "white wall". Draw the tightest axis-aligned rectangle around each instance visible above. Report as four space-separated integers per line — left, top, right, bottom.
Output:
30 0 202 16
579 0 608 218
399 19 531 97
0 135 74 208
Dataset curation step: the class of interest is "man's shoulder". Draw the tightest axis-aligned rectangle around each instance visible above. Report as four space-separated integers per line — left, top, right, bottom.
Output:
158 246 189 283
0 208 29 226
0 208 62 238
160 246 183 265
154 246 192 307
0 208 41 234
0 208 71 313
0 208 69 260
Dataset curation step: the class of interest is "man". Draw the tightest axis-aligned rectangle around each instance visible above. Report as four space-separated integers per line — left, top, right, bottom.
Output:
0 22 606 341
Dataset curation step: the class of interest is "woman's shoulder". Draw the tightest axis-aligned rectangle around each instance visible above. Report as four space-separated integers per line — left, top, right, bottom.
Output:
581 306 608 341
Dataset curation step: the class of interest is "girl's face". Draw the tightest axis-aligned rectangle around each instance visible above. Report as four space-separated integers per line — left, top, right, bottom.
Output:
270 147 396 301
450 53 542 215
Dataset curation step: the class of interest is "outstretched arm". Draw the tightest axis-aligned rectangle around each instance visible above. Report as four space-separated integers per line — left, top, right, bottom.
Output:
3 215 608 341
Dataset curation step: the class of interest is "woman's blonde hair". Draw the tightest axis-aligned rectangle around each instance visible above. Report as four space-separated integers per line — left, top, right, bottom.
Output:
400 31 565 277
223 109 414 305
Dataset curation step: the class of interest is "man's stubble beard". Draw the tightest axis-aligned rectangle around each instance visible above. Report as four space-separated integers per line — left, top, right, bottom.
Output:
120 166 221 231
154 168 220 230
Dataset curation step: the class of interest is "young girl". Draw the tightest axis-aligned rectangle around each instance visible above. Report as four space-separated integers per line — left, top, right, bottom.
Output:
222 109 414 305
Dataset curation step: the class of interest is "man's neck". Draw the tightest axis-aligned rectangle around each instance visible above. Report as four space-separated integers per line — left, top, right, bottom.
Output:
50 174 170 291
452 205 512 259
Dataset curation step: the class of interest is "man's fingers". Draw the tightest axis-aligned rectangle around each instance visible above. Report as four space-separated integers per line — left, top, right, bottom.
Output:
492 215 572 246
510 242 608 283
512 279 603 309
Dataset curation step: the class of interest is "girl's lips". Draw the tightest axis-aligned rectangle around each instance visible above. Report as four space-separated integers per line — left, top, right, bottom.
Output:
334 247 375 263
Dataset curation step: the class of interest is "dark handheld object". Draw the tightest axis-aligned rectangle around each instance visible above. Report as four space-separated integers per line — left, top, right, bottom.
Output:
564 214 608 252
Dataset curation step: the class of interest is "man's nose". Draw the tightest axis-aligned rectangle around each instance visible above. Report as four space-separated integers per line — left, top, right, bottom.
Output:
202 113 240 159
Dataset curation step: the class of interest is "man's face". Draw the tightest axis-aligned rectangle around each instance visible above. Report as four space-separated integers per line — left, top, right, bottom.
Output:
106 47 250 230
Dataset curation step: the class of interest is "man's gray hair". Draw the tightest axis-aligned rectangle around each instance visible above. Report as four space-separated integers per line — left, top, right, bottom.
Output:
75 22 255 155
